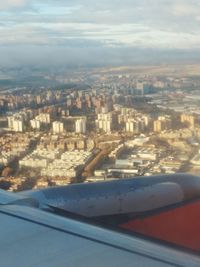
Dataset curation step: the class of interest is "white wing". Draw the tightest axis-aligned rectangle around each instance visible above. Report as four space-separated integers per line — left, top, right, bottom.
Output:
0 203 200 267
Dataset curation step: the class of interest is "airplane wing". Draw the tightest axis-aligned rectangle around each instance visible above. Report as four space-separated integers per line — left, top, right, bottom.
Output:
0 203 200 267
21 174 200 253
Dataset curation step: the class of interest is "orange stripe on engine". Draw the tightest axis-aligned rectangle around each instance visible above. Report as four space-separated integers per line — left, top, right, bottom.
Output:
120 200 200 252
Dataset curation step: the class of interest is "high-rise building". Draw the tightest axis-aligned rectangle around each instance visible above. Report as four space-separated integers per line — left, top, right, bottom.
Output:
7 116 15 129
154 116 172 132
36 95 42 105
30 119 41 130
103 120 112 133
36 113 51 124
181 114 195 128
126 118 145 133
8 115 25 132
13 119 24 132
142 115 150 127
52 121 64 134
153 120 163 133
75 118 87 134
96 113 113 133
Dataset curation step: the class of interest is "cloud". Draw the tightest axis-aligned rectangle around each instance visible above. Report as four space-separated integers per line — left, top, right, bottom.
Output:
0 0 200 67
0 0 27 10
172 2 198 16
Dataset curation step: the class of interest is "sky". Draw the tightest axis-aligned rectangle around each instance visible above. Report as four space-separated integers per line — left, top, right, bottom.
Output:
1 0 200 68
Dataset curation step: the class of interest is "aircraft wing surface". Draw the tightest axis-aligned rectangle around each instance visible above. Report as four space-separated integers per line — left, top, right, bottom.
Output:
0 204 200 267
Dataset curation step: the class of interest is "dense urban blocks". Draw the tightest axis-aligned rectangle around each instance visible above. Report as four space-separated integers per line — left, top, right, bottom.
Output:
0 68 200 191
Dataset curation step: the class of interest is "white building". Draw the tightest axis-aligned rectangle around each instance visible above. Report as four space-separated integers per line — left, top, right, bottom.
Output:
75 118 86 134
52 121 64 134
19 158 49 168
96 113 113 133
8 116 15 129
13 119 24 132
97 113 112 121
8 115 25 131
126 118 145 134
103 120 112 133
30 119 41 130
35 113 51 124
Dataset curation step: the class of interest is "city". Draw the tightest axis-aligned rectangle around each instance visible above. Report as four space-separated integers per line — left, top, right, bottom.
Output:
1 65 200 191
